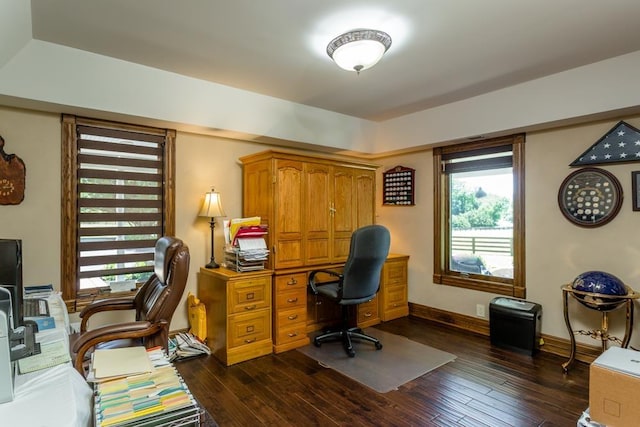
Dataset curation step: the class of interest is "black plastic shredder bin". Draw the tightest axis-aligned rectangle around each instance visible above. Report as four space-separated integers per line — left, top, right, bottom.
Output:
489 297 542 355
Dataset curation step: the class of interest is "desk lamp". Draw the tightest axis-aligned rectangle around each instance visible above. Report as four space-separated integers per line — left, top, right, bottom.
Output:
199 188 226 269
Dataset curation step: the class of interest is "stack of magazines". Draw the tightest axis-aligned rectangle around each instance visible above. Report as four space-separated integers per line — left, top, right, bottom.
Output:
168 332 211 361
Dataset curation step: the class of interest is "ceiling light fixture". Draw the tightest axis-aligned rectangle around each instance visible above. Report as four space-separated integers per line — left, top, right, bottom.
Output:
327 29 392 74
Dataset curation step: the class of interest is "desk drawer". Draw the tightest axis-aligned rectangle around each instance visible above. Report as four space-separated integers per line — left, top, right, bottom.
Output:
383 260 407 286
229 277 270 314
382 285 407 311
228 310 270 348
276 323 307 346
275 306 306 330
357 297 379 324
275 273 307 292
275 287 306 310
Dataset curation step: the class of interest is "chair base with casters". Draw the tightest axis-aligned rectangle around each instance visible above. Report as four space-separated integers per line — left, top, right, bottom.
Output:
313 305 382 357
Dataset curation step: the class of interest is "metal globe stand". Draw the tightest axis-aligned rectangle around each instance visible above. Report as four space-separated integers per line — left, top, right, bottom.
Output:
561 284 639 372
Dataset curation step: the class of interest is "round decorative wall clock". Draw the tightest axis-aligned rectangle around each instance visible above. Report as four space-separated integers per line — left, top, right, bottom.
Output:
557 167 623 228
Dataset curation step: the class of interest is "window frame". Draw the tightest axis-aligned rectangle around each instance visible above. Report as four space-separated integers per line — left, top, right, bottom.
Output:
61 115 176 311
433 134 525 298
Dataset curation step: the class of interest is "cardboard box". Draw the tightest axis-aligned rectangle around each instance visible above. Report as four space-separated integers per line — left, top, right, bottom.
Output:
589 347 640 426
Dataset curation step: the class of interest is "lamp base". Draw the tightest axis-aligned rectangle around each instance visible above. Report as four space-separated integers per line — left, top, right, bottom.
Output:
205 260 220 269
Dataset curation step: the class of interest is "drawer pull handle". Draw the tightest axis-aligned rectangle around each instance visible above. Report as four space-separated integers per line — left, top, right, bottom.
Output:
364 312 372 317
287 314 298 320
244 305 257 310
244 338 257 343
287 297 298 303
287 278 298 285
287 332 298 338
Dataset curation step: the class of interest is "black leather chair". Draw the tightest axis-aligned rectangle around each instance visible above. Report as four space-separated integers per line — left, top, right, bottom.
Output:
308 224 390 357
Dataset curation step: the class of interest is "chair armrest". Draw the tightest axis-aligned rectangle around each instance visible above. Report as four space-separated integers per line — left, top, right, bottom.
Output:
72 320 167 376
79 297 136 332
308 269 343 295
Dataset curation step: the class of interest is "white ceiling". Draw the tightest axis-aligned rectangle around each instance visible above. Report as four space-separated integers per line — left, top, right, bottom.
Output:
29 0 640 122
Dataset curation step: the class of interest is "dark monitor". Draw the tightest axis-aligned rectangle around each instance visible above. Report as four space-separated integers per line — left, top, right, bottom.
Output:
0 239 23 329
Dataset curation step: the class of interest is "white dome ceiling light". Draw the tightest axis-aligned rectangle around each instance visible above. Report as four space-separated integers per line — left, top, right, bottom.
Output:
326 29 392 74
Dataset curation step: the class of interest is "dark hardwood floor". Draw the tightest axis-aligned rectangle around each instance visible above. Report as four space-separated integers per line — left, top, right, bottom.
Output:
175 317 589 426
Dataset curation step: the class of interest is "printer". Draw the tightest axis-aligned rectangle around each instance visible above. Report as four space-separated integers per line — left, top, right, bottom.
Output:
0 287 40 404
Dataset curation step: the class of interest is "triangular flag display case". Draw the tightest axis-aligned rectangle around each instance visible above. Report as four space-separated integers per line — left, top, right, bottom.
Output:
571 121 640 167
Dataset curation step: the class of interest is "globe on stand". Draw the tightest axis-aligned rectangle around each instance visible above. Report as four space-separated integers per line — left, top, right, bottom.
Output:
571 270 628 311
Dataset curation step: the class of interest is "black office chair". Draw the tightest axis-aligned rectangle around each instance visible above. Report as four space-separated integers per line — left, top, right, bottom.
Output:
308 224 391 357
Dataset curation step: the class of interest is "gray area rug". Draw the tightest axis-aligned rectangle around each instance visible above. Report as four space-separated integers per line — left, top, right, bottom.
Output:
298 328 456 393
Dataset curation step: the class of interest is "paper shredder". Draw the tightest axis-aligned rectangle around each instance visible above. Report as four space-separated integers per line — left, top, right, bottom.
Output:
489 297 542 355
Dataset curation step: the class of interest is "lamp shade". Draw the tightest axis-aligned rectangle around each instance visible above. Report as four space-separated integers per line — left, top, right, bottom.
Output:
199 189 225 218
327 29 392 73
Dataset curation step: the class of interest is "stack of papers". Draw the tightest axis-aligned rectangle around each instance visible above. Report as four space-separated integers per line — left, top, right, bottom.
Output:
91 347 154 381
224 218 269 271
168 332 211 361
93 351 197 427
18 339 71 374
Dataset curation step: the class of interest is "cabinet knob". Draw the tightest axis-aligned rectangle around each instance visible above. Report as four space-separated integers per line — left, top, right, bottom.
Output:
287 332 298 338
244 305 257 310
244 337 257 343
287 297 298 303
287 278 298 285
287 314 298 320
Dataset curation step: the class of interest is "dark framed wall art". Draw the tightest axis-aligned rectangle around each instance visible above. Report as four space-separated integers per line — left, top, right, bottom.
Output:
383 165 415 206
633 171 640 211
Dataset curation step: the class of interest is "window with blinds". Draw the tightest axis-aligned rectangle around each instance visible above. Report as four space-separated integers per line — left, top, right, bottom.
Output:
77 125 164 289
62 116 176 310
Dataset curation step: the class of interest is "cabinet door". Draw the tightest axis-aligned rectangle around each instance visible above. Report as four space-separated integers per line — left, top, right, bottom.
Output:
274 160 304 268
332 166 356 262
355 169 375 228
243 160 274 268
304 162 331 265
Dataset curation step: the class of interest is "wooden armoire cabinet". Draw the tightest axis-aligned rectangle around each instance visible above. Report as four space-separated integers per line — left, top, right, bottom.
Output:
240 150 379 352
240 150 377 270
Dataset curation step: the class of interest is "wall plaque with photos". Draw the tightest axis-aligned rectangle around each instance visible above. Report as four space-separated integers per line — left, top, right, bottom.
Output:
383 165 415 206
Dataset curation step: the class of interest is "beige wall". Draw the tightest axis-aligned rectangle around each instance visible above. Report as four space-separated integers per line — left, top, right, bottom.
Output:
2 105 639 348
377 115 640 347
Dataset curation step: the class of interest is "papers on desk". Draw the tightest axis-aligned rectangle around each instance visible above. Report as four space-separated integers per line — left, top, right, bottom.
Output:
224 218 269 272
17 339 71 374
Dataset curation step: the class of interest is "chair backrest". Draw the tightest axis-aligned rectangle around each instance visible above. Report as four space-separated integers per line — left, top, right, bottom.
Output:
340 225 390 302
134 236 190 346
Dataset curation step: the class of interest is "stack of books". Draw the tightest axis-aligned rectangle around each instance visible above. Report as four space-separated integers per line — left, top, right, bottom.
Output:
92 347 201 427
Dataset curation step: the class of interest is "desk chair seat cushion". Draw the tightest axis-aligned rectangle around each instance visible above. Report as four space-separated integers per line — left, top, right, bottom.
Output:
314 281 375 305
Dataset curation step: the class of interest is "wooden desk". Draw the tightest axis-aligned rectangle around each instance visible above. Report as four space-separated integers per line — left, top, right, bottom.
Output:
274 254 410 354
